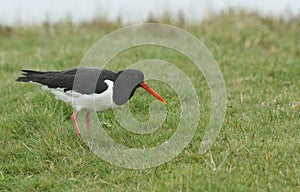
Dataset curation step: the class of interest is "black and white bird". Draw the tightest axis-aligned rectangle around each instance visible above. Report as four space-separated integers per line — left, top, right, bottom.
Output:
17 68 166 139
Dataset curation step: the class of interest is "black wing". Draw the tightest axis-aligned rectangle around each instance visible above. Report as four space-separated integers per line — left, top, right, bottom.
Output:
16 68 118 94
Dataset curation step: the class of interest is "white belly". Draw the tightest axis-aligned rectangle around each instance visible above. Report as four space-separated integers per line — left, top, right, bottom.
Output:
42 80 118 111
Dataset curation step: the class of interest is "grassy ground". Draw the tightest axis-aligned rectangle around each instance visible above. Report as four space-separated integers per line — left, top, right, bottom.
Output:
0 11 299 191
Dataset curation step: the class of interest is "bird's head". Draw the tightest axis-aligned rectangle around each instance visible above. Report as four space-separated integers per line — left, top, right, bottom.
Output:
113 69 166 105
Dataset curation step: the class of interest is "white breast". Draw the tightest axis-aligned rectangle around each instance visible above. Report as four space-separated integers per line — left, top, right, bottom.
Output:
42 80 118 111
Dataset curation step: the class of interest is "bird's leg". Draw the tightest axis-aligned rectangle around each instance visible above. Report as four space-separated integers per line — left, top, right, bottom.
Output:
86 111 91 134
71 111 81 137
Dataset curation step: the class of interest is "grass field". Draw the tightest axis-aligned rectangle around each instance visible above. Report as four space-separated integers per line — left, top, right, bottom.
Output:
0 11 300 191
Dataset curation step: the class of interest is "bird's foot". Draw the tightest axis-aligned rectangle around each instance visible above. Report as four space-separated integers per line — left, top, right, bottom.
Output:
72 110 85 143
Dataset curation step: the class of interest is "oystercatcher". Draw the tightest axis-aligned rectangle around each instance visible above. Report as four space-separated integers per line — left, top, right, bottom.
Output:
16 68 166 139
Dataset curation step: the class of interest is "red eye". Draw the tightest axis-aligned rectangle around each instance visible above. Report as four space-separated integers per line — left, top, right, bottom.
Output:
134 74 139 79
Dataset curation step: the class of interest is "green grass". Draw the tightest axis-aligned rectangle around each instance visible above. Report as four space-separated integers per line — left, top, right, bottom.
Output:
1 11 300 191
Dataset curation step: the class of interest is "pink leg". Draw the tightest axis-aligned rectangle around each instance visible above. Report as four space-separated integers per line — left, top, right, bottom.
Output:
86 111 91 134
72 111 82 140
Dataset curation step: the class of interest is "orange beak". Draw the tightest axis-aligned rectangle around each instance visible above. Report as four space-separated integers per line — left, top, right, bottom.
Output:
140 82 166 104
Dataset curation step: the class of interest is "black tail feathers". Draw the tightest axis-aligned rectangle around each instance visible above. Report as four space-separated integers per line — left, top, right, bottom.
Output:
16 70 46 82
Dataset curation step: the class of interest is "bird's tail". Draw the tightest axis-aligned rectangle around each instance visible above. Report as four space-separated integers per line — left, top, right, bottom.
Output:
16 70 47 83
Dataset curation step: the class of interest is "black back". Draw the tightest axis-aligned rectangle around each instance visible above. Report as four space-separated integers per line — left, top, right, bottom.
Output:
16 68 118 94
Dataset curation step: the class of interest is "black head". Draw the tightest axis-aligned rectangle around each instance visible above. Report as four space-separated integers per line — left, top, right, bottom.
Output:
113 69 145 105
112 69 166 106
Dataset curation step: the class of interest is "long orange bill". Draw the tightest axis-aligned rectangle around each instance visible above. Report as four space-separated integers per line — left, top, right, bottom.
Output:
140 82 166 104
